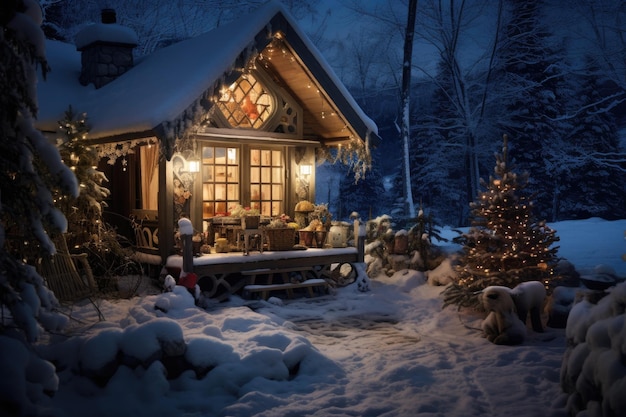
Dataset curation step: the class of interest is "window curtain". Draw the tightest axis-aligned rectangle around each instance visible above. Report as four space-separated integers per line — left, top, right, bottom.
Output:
140 145 159 210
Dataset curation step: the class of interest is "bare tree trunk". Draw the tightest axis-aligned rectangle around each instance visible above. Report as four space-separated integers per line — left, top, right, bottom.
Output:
401 0 418 219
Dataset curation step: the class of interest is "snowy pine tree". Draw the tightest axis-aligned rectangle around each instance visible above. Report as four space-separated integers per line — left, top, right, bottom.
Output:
443 135 560 310
338 150 387 220
1 0 78 342
55 106 110 249
556 57 626 220
494 0 570 221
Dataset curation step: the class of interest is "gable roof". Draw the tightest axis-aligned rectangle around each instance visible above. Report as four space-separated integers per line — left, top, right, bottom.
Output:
36 1 380 159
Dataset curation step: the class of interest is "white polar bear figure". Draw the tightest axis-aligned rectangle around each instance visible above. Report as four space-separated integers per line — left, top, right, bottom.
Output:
509 281 546 333
481 286 527 345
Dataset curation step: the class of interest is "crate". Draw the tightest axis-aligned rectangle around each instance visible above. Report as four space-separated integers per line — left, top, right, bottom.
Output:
265 227 296 251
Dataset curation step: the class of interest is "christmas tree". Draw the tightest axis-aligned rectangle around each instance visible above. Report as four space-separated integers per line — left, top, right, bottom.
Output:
443 135 560 310
55 106 110 249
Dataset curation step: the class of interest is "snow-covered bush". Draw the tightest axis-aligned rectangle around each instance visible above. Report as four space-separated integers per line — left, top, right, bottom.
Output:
560 282 626 416
363 214 446 277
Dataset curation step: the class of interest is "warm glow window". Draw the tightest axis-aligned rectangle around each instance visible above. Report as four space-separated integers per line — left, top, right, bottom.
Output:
216 74 274 129
201 146 239 218
250 148 283 216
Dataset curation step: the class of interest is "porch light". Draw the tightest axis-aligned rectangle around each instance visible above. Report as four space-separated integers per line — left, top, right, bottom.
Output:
300 164 312 176
188 159 200 174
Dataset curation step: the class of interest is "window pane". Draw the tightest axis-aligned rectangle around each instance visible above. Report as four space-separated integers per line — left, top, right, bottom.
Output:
215 148 226 164
215 202 227 215
227 166 239 182
272 167 282 183
261 167 270 182
272 184 282 200
261 184 271 200
251 167 260 183
227 184 239 201
261 150 271 165
215 184 226 200
227 148 238 164
202 165 214 180
251 184 260 200
272 150 281 166
203 184 214 200
251 149 260 166
202 147 214 163
203 203 214 218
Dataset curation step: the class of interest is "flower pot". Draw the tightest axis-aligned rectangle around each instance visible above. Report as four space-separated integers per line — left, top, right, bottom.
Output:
215 238 229 253
242 215 260 230
328 224 348 248
298 230 315 247
314 231 327 248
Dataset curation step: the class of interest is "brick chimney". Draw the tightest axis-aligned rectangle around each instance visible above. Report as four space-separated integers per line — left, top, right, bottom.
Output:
75 9 138 89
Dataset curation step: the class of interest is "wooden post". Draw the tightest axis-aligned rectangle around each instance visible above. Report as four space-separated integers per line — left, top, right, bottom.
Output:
355 220 365 263
158 156 174 265
179 218 194 274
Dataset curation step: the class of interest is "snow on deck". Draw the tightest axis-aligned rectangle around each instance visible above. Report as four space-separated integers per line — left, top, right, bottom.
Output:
166 247 358 269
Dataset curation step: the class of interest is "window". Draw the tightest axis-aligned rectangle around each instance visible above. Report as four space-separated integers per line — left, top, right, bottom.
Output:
216 73 274 129
201 146 239 218
250 148 284 216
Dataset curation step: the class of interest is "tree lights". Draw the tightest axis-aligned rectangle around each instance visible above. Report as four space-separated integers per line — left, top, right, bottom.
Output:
443 135 560 310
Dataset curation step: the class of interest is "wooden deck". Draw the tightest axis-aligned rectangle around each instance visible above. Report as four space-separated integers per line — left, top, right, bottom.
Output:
165 247 361 300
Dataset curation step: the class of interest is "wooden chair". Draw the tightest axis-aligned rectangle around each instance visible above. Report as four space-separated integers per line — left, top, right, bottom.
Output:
130 217 162 279
38 234 104 320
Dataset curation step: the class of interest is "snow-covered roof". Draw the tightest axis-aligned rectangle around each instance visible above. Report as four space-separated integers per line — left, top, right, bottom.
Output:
36 1 379 153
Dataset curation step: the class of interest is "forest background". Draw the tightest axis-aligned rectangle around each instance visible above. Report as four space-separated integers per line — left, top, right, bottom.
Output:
40 0 626 227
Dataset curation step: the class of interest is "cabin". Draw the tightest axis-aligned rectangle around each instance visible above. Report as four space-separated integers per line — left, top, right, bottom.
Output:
36 2 380 298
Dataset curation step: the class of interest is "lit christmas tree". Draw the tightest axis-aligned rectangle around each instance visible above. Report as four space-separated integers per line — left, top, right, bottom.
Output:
55 106 110 249
443 135 560 310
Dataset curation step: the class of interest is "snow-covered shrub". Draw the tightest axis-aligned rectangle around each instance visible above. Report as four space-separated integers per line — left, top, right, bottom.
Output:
560 282 626 416
0 335 59 415
426 257 458 286
363 213 446 278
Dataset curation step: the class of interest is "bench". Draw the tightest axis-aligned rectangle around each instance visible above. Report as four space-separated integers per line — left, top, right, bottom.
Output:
242 267 327 299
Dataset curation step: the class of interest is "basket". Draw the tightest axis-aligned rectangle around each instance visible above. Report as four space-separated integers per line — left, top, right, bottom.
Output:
265 228 296 251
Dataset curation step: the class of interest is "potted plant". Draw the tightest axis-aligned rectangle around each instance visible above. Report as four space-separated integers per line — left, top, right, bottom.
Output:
230 204 260 229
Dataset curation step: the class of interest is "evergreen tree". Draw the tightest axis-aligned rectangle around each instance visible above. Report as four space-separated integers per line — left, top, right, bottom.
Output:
55 106 110 249
1 0 78 342
555 57 626 220
410 60 470 227
338 150 387 220
443 135 560 310
494 0 570 221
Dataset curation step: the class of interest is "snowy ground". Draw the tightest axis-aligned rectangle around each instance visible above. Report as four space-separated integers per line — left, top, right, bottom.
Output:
29 218 626 416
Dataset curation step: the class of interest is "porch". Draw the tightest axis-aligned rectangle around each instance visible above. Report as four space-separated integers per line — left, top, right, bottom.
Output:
165 247 362 300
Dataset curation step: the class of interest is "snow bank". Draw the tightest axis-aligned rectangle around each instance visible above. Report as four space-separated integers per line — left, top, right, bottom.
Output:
560 281 626 416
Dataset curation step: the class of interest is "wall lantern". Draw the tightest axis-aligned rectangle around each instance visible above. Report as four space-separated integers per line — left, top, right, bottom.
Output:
300 164 312 176
188 159 200 174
